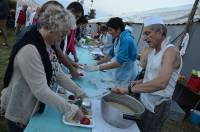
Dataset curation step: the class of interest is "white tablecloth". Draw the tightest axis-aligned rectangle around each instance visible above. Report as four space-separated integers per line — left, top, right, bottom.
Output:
92 100 140 132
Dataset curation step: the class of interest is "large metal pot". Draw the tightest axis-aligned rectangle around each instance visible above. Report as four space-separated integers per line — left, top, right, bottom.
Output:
101 93 145 128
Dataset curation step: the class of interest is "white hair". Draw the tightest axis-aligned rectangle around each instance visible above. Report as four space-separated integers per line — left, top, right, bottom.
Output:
38 5 76 33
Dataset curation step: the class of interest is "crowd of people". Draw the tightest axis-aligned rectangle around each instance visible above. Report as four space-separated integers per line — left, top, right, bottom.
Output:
0 1 182 132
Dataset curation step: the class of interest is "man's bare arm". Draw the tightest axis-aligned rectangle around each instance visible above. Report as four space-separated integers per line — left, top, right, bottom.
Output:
132 47 180 93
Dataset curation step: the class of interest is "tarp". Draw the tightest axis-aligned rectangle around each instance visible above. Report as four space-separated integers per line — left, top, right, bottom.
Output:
89 4 200 24
87 4 200 80
17 0 70 9
33 0 69 8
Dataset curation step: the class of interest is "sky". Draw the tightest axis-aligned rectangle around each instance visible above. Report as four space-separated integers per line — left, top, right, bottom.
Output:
34 0 196 18
80 0 196 18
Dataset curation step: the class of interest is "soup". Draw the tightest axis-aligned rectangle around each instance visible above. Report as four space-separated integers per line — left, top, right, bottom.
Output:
107 102 134 114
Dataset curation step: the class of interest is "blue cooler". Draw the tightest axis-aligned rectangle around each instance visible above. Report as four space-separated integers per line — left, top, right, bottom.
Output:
190 100 200 126
190 109 200 125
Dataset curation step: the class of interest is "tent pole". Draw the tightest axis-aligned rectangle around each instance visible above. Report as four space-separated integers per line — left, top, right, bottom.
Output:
178 0 199 50
136 23 144 46
170 31 184 44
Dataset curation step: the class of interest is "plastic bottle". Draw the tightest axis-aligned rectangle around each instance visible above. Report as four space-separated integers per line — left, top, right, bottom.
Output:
191 69 198 78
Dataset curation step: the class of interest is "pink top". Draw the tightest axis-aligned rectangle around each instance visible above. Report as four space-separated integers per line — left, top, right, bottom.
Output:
66 30 76 55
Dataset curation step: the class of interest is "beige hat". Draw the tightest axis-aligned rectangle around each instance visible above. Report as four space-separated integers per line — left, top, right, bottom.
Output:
144 16 164 27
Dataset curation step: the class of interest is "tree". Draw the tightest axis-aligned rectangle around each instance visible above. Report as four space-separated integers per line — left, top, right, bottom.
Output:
88 9 96 19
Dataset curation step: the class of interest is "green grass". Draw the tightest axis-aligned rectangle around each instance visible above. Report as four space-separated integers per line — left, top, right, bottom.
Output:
0 29 15 89
0 29 15 132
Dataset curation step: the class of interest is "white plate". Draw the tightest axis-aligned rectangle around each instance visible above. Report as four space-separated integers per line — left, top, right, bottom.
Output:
62 115 95 128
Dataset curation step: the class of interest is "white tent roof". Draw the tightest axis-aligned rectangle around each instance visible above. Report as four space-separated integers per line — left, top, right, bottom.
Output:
89 4 200 24
33 0 69 8
17 0 70 8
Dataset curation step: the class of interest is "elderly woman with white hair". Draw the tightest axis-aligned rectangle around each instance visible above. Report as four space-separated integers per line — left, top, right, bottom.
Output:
1 5 85 132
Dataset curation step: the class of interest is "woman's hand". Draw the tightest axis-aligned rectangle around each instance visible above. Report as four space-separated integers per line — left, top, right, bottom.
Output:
65 105 83 122
111 87 128 94
76 92 86 100
73 108 84 121
71 62 80 68
70 68 80 78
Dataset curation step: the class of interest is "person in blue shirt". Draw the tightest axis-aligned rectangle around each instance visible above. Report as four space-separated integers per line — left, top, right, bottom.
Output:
84 17 138 87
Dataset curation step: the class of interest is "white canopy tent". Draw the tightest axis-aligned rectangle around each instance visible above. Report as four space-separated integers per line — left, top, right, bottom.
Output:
17 0 70 9
89 4 200 24
88 4 200 79
32 0 69 8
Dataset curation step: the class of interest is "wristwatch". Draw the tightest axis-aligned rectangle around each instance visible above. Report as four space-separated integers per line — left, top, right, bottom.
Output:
128 84 133 95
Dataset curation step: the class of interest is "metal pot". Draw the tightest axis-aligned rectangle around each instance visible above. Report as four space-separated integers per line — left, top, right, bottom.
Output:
101 93 145 128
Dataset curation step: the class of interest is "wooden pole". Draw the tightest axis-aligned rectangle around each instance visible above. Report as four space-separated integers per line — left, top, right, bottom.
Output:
179 0 199 50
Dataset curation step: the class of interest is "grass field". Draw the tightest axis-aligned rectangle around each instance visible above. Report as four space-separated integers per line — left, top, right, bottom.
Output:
0 29 15 132
0 30 15 89
0 30 199 132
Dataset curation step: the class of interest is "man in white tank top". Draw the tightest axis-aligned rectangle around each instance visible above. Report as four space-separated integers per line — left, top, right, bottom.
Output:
112 16 182 132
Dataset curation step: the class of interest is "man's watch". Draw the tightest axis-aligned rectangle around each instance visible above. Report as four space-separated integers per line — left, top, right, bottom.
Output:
128 85 133 95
